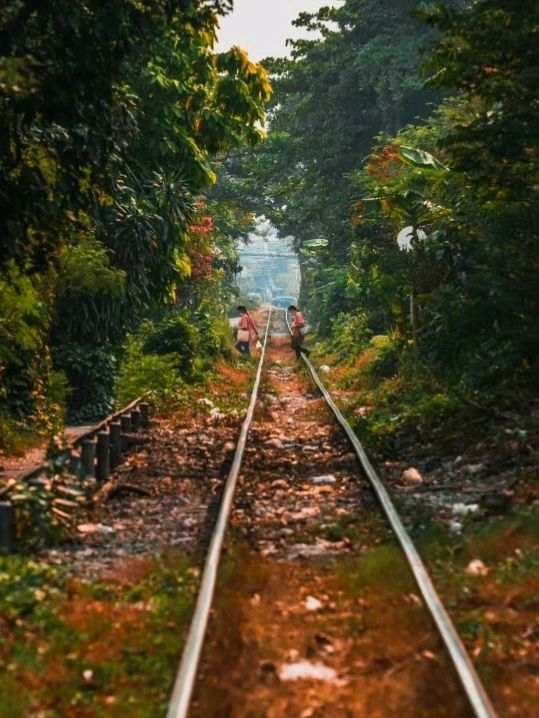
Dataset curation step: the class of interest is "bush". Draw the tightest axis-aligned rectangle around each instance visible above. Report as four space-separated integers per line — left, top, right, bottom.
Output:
116 337 186 413
0 416 37 454
142 313 199 380
368 336 401 378
195 312 234 366
330 312 373 359
115 308 235 413
53 343 117 422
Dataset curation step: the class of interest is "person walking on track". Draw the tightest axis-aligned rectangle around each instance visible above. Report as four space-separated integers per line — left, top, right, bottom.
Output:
235 305 260 356
288 304 311 359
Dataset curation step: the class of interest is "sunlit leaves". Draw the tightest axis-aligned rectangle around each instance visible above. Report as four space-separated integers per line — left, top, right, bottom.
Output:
399 146 448 171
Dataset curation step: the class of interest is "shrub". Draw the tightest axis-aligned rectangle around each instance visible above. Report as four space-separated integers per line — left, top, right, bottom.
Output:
142 313 199 380
330 312 373 359
195 312 234 366
53 343 117 422
116 339 185 413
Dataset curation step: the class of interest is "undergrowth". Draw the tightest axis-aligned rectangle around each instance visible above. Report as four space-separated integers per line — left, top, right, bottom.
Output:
315 330 538 459
0 551 199 718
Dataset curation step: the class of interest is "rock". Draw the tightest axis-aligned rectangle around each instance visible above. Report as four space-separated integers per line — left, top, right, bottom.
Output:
319 365 331 374
452 503 479 516
278 660 340 683
465 558 489 576
304 595 323 611
77 523 115 536
265 438 283 449
310 474 336 485
449 520 463 534
223 441 236 453
402 467 423 485
271 479 288 490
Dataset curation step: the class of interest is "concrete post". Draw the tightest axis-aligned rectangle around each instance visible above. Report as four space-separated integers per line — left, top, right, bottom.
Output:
80 439 96 477
131 407 141 430
109 421 122 470
120 414 131 451
0 502 13 554
140 402 150 429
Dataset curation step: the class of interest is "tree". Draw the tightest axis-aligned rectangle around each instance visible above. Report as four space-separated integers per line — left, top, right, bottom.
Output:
0 0 272 430
237 0 443 328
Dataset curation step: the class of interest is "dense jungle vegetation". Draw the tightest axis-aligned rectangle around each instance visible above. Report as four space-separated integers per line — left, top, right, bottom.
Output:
236 0 538 433
1 0 538 452
0 0 270 449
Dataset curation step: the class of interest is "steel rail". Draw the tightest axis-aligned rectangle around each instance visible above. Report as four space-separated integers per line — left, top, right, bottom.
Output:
166 306 273 718
284 310 497 718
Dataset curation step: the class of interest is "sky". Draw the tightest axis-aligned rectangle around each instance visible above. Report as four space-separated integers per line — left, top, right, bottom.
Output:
215 0 340 61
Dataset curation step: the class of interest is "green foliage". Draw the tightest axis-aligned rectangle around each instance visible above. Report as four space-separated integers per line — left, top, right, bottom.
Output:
0 417 38 455
248 0 539 400
195 312 235 366
9 437 93 551
0 558 60 621
0 0 272 436
116 349 185 414
235 0 443 327
143 314 199 381
0 261 48 367
53 344 117 422
329 312 373 359
57 237 125 299
0 552 199 716
116 307 235 411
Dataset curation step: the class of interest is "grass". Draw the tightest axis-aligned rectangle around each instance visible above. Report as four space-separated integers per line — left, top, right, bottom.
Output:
0 551 199 717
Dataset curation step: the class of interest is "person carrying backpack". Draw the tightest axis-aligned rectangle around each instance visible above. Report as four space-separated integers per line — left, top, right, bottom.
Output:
235 305 259 355
288 304 311 359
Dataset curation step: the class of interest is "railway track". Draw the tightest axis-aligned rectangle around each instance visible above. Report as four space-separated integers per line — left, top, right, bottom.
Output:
167 306 498 718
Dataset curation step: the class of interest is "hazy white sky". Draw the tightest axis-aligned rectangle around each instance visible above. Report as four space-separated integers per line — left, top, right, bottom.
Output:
215 0 340 61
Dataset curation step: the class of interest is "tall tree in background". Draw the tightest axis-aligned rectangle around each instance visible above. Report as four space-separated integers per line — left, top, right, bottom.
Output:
239 0 443 322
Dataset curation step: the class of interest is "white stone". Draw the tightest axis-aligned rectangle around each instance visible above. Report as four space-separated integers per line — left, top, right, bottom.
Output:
452 503 479 516
304 596 323 611
278 660 339 683
310 474 337 485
